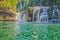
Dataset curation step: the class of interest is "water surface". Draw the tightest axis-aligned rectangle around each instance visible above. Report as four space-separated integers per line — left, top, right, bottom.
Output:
0 21 60 40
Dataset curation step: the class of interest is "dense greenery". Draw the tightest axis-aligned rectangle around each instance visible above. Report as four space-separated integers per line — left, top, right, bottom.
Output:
0 0 18 11
16 0 60 11
1 0 60 11
0 0 60 20
28 0 60 6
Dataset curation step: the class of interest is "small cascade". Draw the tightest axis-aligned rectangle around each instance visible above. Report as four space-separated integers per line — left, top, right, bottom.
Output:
49 5 60 23
33 6 40 22
33 6 49 23
39 7 48 23
52 5 60 19
16 12 27 22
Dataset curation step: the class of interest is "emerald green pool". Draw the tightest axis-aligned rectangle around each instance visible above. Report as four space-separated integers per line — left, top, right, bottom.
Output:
0 21 60 40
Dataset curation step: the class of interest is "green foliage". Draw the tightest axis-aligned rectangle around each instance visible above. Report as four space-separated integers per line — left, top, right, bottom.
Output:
18 0 30 11
10 0 18 11
28 0 60 6
0 0 18 11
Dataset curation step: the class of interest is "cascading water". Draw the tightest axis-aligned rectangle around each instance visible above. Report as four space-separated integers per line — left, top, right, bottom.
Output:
33 6 40 22
39 7 48 23
16 12 27 22
33 6 49 23
50 5 60 23
52 5 60 19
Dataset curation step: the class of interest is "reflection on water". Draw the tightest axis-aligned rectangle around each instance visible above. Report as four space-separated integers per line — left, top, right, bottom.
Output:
0 21 60 40
0 21 16 40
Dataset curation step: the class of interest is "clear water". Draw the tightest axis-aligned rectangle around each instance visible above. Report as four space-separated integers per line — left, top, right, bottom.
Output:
0 21 60 40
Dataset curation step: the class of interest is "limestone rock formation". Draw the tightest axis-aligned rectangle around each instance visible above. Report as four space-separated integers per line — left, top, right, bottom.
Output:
0 8 17 21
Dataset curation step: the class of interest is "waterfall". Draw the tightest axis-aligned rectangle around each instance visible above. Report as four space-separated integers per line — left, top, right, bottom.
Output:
49 5 60 23
16 12 27 22
39 7 48 23
52 5 60 19
33 6 40 22
33 6 49 23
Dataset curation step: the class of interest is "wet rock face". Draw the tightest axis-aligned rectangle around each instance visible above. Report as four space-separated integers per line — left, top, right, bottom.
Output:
0 11 15 18
0 8 16 21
